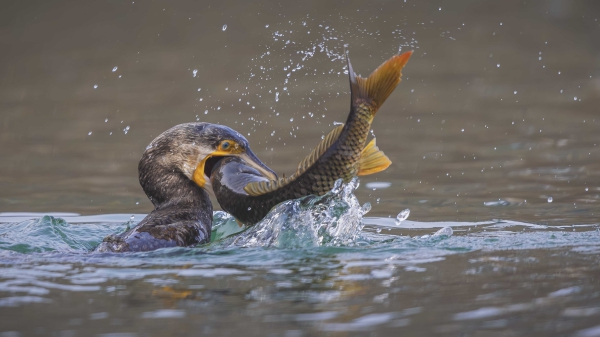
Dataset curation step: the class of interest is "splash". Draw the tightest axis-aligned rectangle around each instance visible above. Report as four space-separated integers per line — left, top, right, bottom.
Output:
209 178 371 249
0 216 127 254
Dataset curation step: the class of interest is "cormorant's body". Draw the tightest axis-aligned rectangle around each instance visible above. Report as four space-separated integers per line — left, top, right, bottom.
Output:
95 169 213 252
95 123 275 252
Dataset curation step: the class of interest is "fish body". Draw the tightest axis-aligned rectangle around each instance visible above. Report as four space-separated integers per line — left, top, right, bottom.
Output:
211 51 413 225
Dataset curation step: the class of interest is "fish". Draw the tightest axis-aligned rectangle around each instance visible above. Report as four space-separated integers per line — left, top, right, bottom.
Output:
210 51 413 225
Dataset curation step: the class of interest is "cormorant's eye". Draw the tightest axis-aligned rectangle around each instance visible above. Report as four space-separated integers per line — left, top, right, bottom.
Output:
220 141 231 151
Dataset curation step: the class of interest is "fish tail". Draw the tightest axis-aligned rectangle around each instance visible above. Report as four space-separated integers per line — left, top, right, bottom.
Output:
348 50 413 113
357 138 392 176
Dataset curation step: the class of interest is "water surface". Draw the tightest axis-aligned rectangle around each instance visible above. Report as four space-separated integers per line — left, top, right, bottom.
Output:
1 210 599 337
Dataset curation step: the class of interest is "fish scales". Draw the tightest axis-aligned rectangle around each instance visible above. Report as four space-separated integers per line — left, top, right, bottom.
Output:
211 51 412 225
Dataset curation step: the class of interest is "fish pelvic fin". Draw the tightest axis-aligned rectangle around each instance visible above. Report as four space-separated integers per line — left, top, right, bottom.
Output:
357 138 392 176
243 125 345 197
348 50 413 112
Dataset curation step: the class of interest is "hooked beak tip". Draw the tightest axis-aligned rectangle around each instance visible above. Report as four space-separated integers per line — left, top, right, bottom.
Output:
239 152 277 181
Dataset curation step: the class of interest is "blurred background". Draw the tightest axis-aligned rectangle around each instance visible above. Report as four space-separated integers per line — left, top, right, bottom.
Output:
1 0 599 225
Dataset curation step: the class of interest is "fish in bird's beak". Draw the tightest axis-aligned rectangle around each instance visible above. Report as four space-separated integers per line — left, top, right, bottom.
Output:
192 144 277 189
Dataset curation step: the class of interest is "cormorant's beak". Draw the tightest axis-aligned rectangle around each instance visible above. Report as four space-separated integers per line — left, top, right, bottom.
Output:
235 150 277 181
192 148 277 188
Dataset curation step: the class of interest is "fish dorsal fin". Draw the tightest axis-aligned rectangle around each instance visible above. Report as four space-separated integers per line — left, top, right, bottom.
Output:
244 125 345 196
243 176 291 196
357 138 392 176
295 124 344 175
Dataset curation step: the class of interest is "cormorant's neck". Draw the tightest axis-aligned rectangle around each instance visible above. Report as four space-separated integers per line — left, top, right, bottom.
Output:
138 153 211 211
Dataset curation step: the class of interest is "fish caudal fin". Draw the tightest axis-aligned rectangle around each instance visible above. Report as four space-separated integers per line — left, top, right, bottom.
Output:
348 50 413 111
357 138 391 176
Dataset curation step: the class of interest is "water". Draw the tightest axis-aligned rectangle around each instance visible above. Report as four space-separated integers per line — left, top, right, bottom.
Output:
1 179 600 336
2 0 600 335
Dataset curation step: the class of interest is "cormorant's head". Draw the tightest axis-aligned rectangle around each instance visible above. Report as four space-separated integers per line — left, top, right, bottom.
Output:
141 123 276 192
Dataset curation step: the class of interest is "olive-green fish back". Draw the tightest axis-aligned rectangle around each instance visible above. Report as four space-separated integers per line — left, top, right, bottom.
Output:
244 125 344 196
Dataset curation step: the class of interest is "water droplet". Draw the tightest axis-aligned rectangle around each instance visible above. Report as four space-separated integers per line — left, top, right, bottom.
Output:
361 202 371 214
247 207 251 211
130 215 135 221
104 118 108 122
112 66 118 72
548 197 553 203
376 198 381 204
192 69 198 77
88 131 92 136
265 24 269 28
93 84 98 89
461 129 465 132
514 91 517 94
585 187 589 191
290 118 294 122
123 126 130 134
395 209 410 225
275 92 279 102
574 96 578 101
204 110 208 115
496 64 500 68
135 202 139 205
222 24 227 31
